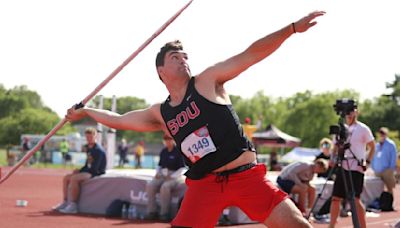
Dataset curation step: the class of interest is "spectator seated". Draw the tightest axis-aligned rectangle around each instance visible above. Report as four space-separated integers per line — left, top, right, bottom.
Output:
77 169 186 218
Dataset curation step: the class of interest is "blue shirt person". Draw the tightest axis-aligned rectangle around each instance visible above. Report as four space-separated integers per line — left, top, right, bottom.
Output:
371 127 397 194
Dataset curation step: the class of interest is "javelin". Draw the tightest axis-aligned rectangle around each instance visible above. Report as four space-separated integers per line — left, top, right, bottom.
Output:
0 0 193 185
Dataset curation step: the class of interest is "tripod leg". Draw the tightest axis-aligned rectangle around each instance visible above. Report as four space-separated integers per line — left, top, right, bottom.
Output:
305 165 336 220
340 168 361 228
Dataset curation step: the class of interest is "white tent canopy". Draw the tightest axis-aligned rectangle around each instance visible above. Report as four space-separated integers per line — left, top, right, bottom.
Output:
280 147 321 164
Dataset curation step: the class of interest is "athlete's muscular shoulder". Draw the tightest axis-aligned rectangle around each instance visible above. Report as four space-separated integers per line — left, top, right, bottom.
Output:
195 72 231 104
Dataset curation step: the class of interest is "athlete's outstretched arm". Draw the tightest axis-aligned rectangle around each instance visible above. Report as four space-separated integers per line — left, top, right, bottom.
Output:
201 11 325 84
66 103 164 132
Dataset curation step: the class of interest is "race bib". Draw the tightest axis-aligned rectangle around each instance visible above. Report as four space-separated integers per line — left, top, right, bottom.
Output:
181 126 217 163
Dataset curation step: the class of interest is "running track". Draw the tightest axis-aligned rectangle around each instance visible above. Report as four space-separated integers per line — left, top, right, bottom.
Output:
1 167 399 228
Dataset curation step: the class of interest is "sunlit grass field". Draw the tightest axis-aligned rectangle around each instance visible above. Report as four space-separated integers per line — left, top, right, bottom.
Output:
0 149 7 166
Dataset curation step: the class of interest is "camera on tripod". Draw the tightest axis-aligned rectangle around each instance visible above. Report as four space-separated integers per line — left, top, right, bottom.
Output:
322 99 363 228
329 98 357 160
332 98 357 117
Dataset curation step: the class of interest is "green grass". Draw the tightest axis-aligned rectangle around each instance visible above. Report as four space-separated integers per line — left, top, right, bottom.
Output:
0 149 6 166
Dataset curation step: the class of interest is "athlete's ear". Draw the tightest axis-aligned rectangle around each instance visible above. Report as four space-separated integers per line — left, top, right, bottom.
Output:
157 67 166 82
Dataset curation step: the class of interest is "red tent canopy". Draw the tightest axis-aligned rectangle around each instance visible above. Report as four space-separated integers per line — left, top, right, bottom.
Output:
252 124 301 148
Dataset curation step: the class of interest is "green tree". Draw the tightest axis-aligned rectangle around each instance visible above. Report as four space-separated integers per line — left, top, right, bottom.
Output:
0 84 74 147
0 108 61 145
231 89 361 147
385 74 400 102
0 85 45 119
279 90 360 147
231 91 290 130
359 74 400 137
231 91 273 126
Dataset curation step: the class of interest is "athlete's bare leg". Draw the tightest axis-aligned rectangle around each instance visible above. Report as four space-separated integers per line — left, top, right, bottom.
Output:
264 198 312 228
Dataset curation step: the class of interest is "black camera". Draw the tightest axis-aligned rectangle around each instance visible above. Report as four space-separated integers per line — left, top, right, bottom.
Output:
329 125 347 140
329 98 357 140
329 98 357 160
333 98 357 116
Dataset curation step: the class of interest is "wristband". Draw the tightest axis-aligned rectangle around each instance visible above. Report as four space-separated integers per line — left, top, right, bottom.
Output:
74 102 85 110
291 23 297 33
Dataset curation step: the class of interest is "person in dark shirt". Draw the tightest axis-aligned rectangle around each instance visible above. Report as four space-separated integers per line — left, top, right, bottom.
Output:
21 137 35 165
53 127 106 214
22 137 30 153
117 138 129 167
145 135 186 221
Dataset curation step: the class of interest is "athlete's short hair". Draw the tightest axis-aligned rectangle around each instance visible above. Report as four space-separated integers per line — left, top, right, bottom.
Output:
155 40 184 67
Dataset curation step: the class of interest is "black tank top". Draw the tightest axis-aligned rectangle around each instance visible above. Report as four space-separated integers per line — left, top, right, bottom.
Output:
160 77 255 179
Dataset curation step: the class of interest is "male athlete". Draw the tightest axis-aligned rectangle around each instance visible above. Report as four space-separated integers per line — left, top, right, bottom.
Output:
67 11 325 227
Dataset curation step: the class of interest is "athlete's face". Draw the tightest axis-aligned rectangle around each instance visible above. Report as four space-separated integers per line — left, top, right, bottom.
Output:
159 50 191 80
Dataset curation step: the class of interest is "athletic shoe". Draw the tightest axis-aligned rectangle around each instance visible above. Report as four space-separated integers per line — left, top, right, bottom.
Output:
340 208 349 217
52 201 68 211
59 202 78 214
314 214 330 224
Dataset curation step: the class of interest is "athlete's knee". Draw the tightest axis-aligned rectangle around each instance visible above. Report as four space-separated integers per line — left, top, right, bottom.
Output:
283 210 312 228
265 198 311 227
268 213 311 228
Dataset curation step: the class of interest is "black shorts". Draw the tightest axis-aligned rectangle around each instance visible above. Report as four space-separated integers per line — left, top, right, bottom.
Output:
332 167 364 198
277 176 295 194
